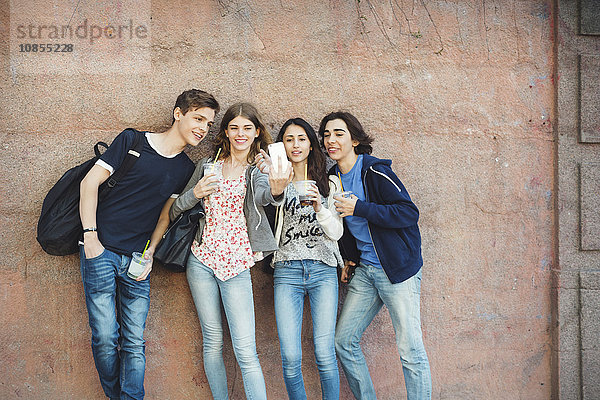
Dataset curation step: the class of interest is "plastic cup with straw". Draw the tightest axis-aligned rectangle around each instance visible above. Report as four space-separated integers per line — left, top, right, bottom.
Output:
203 148 221 187
337 171 352 201
295 163 315 206
128 240 150 279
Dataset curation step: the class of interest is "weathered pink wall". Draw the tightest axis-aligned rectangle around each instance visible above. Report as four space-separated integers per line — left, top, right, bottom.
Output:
1 1 556 398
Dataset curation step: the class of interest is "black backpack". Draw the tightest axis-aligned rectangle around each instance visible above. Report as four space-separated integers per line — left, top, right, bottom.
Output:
37 130 144 255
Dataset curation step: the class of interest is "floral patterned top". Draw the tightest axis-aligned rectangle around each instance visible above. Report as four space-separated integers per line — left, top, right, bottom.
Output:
191 161 254 281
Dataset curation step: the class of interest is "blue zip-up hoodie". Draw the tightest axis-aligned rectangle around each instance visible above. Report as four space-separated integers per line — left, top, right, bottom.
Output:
330 154 423 283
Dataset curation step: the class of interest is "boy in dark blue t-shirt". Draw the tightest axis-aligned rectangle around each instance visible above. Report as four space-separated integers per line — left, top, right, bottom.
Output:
79 89 219 400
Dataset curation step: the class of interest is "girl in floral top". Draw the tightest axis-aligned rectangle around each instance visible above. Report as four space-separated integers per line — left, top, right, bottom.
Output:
170 103 292 400
255 118 344 400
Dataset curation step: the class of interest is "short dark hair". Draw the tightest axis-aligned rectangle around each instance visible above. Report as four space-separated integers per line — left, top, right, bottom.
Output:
172 89 220 124
318 111 373 155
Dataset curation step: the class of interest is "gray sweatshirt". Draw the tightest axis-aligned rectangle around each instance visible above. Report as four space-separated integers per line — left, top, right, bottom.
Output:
169 157 283 255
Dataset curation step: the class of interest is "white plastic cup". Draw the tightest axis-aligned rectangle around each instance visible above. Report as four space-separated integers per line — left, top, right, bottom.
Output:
335 191 353 215
127 252 148 279
294 180 316 206
203 163 219 187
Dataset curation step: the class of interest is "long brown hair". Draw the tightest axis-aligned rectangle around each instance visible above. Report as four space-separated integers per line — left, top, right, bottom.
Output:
212 102 272 163
277 118 329 197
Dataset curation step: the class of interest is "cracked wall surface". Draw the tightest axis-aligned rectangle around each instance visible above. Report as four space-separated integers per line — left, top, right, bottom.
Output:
0 1 562 398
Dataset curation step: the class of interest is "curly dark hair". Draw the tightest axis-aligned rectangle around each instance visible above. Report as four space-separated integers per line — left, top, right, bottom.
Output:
318 111 373 155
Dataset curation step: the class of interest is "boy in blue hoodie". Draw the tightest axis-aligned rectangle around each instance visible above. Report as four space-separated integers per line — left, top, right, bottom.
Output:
319 111 431 400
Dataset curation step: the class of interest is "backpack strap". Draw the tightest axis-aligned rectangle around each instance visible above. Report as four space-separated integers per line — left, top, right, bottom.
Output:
97 131 144 200
94 142 109 158
105 131 144 189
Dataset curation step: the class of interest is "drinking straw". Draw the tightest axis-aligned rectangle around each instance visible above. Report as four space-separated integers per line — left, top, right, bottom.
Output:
213 148 221 166
304 163 308 180
338 171 344 191
141 240 150 259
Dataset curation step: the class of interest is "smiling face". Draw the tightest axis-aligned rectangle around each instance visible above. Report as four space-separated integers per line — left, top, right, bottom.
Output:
175 106 216 146
225 115 259 154
322 118 358 163
282 124 311 164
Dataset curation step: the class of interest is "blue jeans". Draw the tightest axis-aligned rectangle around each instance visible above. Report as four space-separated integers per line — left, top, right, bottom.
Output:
80 247 150 400
186 256 267 400
335 265 431 400
273 260 340 400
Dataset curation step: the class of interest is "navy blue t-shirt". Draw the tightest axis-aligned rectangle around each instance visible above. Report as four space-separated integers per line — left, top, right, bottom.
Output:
96 129 195 256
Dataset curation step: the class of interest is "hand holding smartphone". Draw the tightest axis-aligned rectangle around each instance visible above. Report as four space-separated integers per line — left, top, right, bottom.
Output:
268 142 288 173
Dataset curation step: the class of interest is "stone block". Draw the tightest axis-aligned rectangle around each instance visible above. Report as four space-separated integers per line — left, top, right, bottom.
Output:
580 163 600 250
559 287 583 351
579 55 600 143
579 271 600 399
559 348 582 400
580 0 600 35
580 288 600 351
582 349 600 399
580 271 600 352
581 270 600 290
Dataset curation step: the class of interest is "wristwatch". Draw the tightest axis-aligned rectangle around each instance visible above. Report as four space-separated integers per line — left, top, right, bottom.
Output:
83 227 97 233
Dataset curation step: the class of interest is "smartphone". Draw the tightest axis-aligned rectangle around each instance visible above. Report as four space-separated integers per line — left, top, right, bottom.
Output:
346 264 357 283
268 142 288 173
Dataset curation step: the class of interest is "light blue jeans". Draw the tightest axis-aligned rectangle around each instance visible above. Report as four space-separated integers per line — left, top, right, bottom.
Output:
335 265 431 400
186 256 267 400
80 247 150 400
273 260 340 400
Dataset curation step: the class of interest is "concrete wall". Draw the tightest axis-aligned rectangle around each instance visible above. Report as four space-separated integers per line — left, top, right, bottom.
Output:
1 1 559 398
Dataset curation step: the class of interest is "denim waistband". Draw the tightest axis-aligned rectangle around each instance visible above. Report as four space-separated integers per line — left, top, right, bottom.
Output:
274 259 336 269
